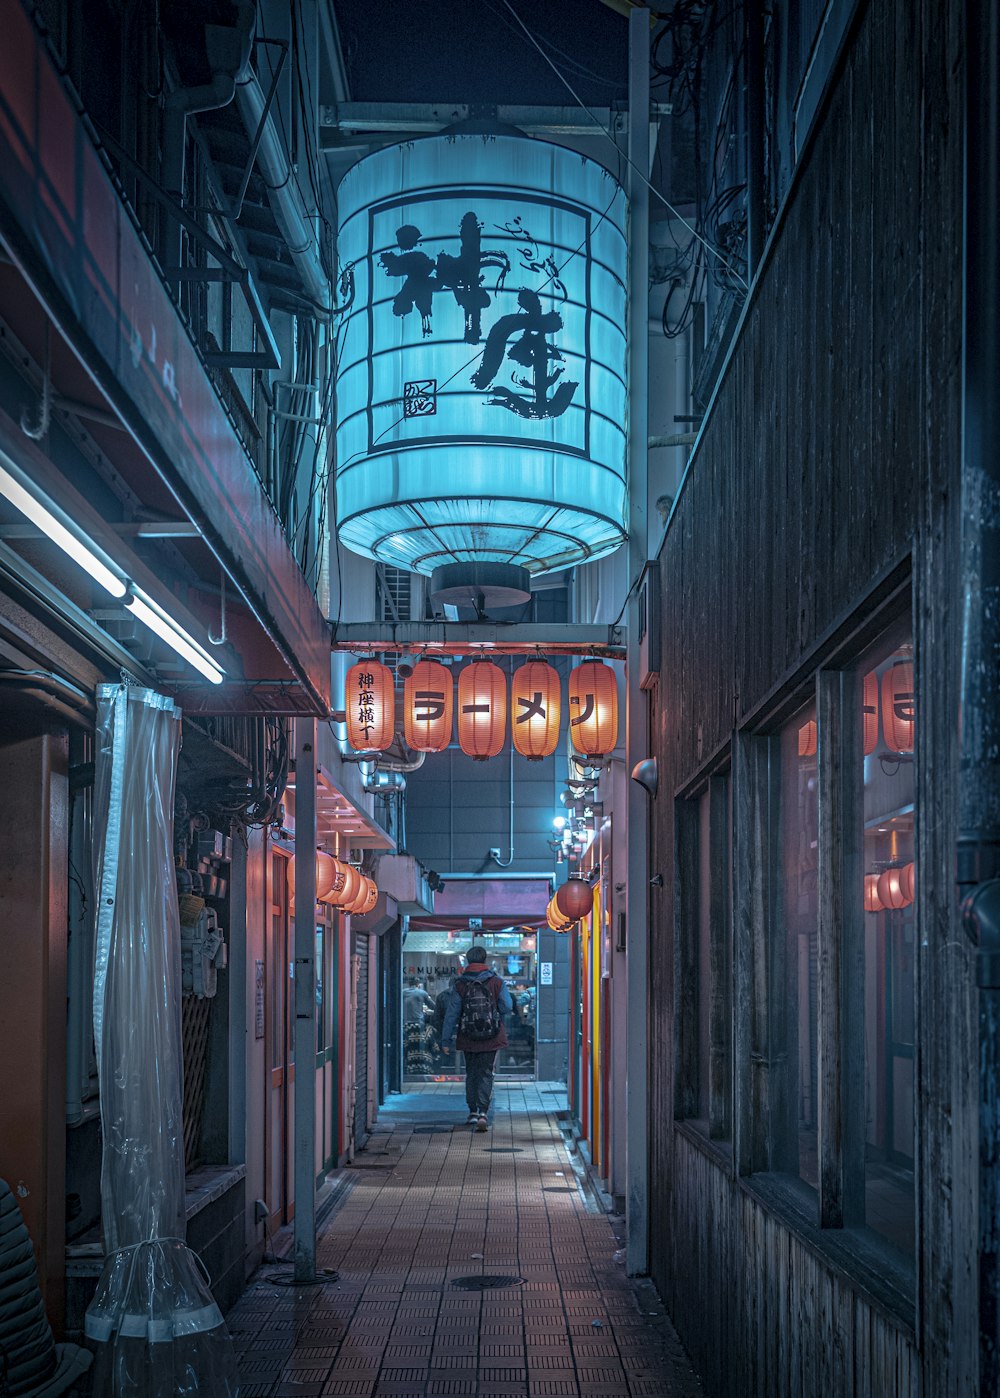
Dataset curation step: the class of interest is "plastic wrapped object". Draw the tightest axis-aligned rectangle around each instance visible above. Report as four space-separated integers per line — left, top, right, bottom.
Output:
85 685 238 1397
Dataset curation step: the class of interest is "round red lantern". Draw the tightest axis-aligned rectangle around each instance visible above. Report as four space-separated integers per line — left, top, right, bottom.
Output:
864 873 884 913
511 661 561 760
798 720 817 758
863 671 879 755
288 850 340 902
555 876 593 922
351 876 378 916
877 866 909 910
346 659 395 751
457 661 507 760
568 661 618 760
902 861 915 903
881 660 915 754
404 659 454 752
318 857 351 907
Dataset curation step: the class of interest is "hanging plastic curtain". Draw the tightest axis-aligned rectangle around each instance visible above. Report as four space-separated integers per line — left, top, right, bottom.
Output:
86 684 238 1396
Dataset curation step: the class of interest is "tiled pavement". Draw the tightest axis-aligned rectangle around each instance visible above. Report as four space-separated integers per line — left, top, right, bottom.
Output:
228 1082 704 1397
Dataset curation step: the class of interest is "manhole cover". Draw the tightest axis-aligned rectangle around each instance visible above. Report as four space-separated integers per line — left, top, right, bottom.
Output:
485 1147 523 1153
451 1274 523 1291
412 1125 453 1134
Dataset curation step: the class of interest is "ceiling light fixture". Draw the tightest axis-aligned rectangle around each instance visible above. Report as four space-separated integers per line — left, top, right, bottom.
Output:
0 459 126 599
126 590 224 685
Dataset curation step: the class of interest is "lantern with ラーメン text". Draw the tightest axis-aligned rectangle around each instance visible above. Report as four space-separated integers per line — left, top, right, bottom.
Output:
457 661 507 760
864 873 884 913
568 661 618 760
863 672 879 755
556 875 594 922
404 659 454 752
346 659 394 751
877 866 910 910
511 660 561 761
882 660 914 754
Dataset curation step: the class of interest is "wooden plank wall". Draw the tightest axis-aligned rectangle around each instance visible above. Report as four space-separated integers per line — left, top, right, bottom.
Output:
647 0 975 1392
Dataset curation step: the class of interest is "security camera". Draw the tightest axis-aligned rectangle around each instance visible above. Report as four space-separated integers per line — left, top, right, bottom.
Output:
630 756 658 798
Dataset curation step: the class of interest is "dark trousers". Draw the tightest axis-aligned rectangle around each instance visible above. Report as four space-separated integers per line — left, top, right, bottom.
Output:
464 1050 497 1113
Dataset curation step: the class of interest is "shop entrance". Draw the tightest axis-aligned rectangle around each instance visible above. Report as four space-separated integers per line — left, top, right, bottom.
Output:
402 929 538 1080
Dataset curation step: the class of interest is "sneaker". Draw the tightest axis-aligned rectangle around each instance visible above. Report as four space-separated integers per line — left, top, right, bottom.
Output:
476 1114 489 1132
467 1112 478 1125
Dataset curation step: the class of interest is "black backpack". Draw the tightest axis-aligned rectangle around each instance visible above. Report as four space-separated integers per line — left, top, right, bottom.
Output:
458 977 501 1042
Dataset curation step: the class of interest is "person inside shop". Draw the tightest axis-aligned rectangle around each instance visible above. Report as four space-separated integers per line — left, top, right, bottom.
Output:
403 976 436 1076
440 946 512 1131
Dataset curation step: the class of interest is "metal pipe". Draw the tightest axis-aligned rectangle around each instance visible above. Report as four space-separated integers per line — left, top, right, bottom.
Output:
962 0 1000 1387
293 719 318 1282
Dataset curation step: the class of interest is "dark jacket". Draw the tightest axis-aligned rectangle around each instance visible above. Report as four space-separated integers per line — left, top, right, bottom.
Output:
441 968 512 1053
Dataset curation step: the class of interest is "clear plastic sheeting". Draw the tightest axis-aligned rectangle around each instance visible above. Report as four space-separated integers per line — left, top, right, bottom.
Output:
85 684 238 1396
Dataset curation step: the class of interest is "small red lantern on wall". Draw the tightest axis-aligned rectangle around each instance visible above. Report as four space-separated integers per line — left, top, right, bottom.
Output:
864 873 884 913
798 720 817 758
882 660 914 754
568 661 618 760
346 659 394 752
877 866 910 910
863 672 879 755
556 876 593 922
457 661 507 760
511 661 561 760
404 659 454 752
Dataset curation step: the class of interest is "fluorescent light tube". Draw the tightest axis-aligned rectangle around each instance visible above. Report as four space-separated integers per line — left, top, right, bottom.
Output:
126 593 225 684
0 462 126 598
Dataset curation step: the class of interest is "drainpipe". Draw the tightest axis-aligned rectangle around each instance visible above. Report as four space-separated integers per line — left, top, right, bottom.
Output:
234 58 332 315
960 2 1000 1391
162 3 256 290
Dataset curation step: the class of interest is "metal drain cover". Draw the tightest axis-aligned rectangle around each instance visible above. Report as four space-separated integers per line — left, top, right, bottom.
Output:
542 1186 575 1192
451 1274 523 1291
485 1147 523 1153
412 1125 453 1134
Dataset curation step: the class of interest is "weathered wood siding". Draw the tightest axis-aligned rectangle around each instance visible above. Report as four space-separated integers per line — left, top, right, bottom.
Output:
648 0 974 1392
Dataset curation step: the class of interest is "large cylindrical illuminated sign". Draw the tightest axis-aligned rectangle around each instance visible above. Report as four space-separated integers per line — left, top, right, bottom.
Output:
335 134 628 577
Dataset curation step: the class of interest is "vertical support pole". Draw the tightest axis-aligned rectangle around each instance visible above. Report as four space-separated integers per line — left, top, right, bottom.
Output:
293 719 317 1282
961 0 1000 1386
228 833 248 1167
625 2 651 1277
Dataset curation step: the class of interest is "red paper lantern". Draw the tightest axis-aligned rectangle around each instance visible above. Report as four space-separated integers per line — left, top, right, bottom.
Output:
902 861 916 903
318 858 350 907
288 850 339 901
547 894 572 931
350 876 378 916
863 672 879 755
556 876 593 922
882 660 915 754
568 661 618 760
798 720 817 758
346 660 394 751
864 873 884 913
457 661 507 760
404 659 454 752
511 661 561 760
877 866 909 911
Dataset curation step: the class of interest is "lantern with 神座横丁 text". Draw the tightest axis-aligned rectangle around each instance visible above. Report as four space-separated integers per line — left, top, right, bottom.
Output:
346 659 394 751
568 661 618 761
404 659 454 752
457 661 507 761
882 659 915 754
511 660 561 760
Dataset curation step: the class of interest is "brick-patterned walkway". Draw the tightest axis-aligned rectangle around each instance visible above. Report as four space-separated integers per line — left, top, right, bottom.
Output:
228 1083 703 1397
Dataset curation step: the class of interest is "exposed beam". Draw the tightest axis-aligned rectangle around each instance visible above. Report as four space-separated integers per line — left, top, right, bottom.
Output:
319 102 669 143
329 621 626 658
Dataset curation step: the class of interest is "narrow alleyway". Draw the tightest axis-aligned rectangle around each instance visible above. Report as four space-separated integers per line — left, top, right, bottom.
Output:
228 1084 704 1397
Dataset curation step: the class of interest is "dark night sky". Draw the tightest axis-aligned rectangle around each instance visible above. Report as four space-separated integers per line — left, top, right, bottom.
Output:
332 0 629 110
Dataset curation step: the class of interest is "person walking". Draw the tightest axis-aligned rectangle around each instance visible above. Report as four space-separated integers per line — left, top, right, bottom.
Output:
440 946 512 1131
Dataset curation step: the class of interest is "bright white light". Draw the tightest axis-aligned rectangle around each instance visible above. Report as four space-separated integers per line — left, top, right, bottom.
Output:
126 593 224 684
0 462 126 598
552 816 566 831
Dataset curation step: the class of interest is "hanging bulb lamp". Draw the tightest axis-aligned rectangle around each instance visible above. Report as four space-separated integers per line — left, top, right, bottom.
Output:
403 659 454 752
457 660 507 760
555 876 593 922
568 661 618 760
877 866 909 910
511 660 561 760
882 660 915 754
864 873 884 913
346 659 395 752
863 672 879 755
798 719 817 758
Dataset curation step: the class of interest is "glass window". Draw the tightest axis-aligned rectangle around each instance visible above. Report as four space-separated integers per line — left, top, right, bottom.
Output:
859 626 915 1255
780 701 819 1188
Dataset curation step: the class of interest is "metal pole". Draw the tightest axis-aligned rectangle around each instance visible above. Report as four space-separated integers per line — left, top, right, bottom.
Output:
625 3 650 1278
293 719 318 1283
962 0 1000 1386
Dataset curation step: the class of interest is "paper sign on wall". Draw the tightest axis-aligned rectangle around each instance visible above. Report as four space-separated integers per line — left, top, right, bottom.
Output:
540 962 553 985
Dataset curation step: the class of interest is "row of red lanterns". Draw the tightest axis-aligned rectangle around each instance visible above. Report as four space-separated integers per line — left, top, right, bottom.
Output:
346 659 619 762
288 851 378 916
798 660 915 758
546 876 594 931
864 862 915 913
